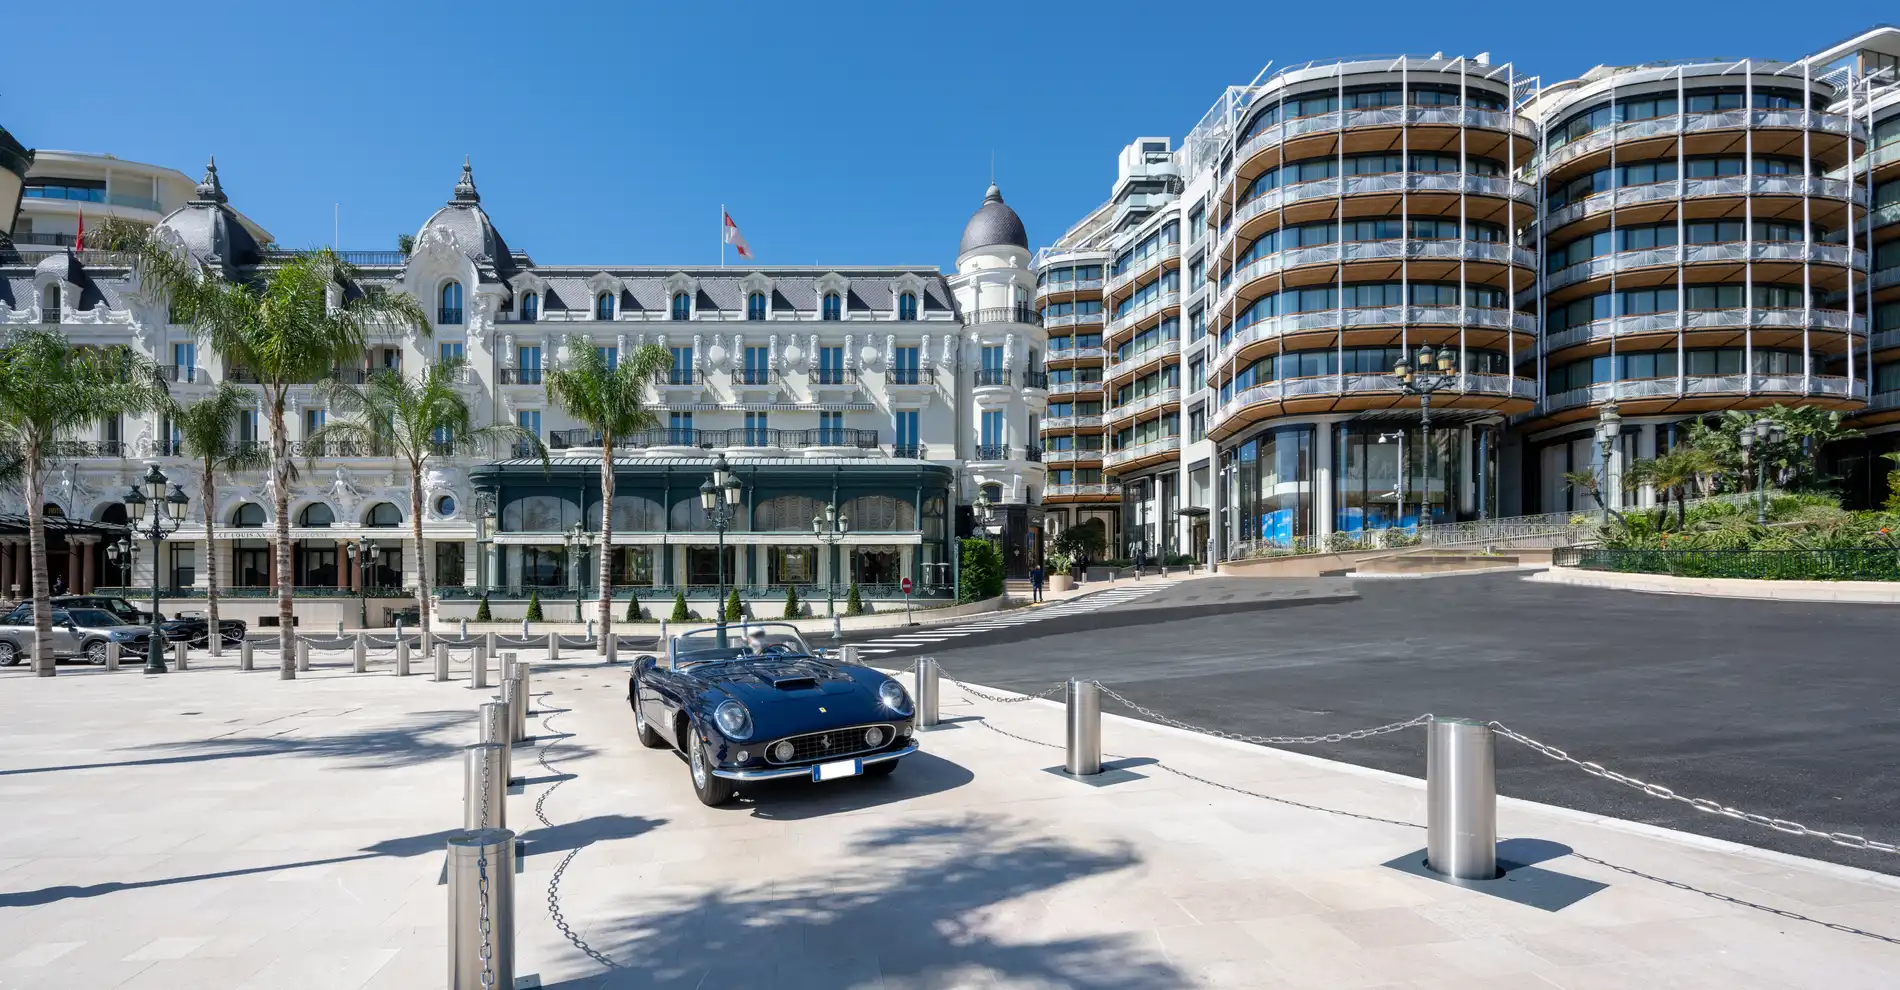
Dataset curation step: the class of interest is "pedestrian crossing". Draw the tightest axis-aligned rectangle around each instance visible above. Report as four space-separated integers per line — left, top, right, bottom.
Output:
849 582 1175 656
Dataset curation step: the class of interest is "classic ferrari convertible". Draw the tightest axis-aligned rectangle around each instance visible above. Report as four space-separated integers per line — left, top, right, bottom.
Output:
629 623 918 806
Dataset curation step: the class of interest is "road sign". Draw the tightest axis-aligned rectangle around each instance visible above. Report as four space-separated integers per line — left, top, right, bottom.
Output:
900 577 914 625
900 577 913 594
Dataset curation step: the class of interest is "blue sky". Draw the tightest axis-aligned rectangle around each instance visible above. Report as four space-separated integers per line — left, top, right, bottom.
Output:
5 2 1885 271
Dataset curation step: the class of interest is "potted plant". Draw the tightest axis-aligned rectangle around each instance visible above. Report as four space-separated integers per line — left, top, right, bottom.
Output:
1046 553 1075 593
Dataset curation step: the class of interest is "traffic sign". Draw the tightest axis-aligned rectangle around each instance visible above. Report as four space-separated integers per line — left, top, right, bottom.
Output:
900 577 913 594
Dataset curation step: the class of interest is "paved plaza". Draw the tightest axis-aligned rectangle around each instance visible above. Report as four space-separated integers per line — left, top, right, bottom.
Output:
2 630 1900 988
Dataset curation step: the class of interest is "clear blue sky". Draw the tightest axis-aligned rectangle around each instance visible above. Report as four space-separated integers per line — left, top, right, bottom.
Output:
6 2 1885 270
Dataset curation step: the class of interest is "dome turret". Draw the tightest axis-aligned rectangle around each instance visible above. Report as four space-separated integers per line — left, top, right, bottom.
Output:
959 183 1028 257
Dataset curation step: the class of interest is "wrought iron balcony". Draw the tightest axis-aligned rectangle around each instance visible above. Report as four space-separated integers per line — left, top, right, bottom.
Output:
731 368 780 387
438 306 464 325
891 443 926 459
973 444 1013 461
499 368 544 385
655 369 703 386
888 367 935 386
1023 370 1050 390
974 368 1012 388
809 367 857 387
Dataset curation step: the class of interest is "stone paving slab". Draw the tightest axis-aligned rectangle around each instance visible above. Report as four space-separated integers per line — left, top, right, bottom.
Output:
2 654 1898 988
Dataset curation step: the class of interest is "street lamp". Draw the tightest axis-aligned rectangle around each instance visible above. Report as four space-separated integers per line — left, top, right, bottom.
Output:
562 521 594 623
1394 344 1458 528
699 453 744 641
122 464 188 674
1595 402 1622 518
473 490 497 594
812 502 848 638
105 537 134 587
1738 417 1785 525
345 538 378 628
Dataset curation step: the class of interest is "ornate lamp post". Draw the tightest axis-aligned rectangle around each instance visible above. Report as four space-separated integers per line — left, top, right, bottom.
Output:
699 453 744 641
1595 402 1622 517
1393 344 1458 528
122 464 188 674
345 537 378 628
105 537 134 588
1738 417 1785 526
563 521 594 622
812 502 848 637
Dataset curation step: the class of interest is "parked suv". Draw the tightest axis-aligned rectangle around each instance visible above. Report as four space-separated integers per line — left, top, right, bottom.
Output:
0 597 245 649
0 608 162 665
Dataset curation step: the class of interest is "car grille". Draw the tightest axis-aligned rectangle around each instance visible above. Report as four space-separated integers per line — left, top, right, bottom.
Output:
764 723 897 764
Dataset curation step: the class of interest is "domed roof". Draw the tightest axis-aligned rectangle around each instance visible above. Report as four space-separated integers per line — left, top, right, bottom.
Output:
412 158 516 277
959 183 1028 256
150 157 262 278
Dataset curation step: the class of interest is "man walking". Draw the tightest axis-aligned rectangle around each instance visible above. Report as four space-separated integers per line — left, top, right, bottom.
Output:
1029 561 1044 604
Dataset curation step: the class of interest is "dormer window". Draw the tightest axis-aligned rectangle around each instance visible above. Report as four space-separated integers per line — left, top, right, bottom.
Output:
439 282 464 325
521 291 539 322
898 292 918 321
672 292 691 320
596 292 615 321
822 292 842 321
747 292 766 321
40 284 60 322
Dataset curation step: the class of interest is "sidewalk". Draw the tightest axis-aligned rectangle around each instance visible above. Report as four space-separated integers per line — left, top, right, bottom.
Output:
2 652 1896 988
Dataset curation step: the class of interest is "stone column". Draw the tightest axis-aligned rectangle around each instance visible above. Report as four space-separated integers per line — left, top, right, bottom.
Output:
79 537 97 594
65 542 80 595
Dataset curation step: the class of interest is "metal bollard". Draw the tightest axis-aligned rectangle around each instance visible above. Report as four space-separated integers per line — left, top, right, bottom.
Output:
1426 717 1498 880
521 618 529 639
472 645 488 689
396 635 411 677
463 742 509 830
478 700 512 784
1065 678 1102 776
515 661 532 714
446 828 515 990
295 637 310 672
484 631 497 658
174 642 188 671
914 656 940 729
459 617 467 639
353 632 367 673
106 640 121 671
604 633 617 665
547 630 559 662
434 642 450 682
658 619 668 649
506 676 530 744
240 639 253 671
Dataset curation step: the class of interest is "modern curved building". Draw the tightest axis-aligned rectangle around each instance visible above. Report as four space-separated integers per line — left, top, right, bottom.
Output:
4 149 271 260
1035 220 1116 546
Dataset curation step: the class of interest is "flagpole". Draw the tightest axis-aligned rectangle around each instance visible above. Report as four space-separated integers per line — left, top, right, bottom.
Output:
720 203 725 267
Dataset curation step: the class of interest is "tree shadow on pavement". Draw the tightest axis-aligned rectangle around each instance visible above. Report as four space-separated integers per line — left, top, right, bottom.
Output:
532 813 1185 990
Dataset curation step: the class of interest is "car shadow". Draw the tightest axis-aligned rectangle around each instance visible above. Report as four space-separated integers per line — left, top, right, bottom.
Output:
735 750 975 821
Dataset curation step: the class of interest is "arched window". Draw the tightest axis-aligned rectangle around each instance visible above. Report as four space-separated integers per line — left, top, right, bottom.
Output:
40 284 61 321
842 494 916 531
501 494 581 533
365 502 402 527
596 292 615 321
822 292 842 321
754 494 824 531
586 494 664 532
747 292 766 321
439 281 463 324
898 292 918 320
980 483 1003 503
520 292 539 322
232 503 267 528
671 292 692 320
298 503 335 528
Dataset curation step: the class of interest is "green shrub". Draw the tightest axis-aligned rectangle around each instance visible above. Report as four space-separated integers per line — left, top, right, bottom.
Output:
958 538 1004 603
844 582 864 616
474 595 492 621
725 589 743 622
669 590 690 623
524 591 544 622
782 586 802 619
624 595 641 622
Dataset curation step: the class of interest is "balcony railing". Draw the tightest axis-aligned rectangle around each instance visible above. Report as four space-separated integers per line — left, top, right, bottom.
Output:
973 444 1012 461
547 427 882 451
888 367 935 386
259 249 408 267
1023 370 1050 390
1023 446 1044 462
1046 482 1121 497
159 365 200 384
437 307 464 325
499 368 544 385
731 368 780 387
891 443 926 459
655 369 703 386
809 367 857 386
49 441 126 457
959 304 1042 327
290 440 396 457
974 368 1012 387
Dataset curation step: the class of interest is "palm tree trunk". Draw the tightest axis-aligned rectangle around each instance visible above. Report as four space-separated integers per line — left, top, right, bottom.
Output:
598 434 615 641
270 397 295 679
23 444 54 677
202 457 222 656
409 457 429 636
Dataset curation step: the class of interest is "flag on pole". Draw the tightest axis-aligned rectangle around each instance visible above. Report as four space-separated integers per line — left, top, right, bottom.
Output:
74 209 84 252
722 210 753 260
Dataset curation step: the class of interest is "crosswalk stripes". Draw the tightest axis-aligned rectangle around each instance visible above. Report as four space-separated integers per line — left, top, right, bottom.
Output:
848 581 1177 655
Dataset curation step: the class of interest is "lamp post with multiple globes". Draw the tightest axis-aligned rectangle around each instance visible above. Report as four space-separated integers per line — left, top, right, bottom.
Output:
121 464 188 674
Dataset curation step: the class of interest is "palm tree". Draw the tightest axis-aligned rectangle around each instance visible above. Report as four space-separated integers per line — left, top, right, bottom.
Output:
1564 468 1627 530
1627 448 1718 530
308 360 542 635
94 217 429 678
0 329 168 676
169 383 268 655
544 338 671 639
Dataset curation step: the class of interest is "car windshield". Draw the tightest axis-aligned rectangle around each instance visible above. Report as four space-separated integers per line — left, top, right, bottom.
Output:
66 609 122 627
65 597 139 619
673 624 813 666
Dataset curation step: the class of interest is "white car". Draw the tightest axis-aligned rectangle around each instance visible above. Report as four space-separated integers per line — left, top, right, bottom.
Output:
0 608 161 666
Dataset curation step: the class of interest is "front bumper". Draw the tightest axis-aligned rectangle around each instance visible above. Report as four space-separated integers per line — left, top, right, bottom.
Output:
711 741 918 781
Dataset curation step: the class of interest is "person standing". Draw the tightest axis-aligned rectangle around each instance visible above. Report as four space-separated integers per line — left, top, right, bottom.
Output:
1029 562 1044 604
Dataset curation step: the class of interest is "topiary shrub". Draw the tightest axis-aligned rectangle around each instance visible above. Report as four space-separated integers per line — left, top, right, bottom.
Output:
624 595 641 622
783 585 802 619
524 591 544 622
958 538 1004 603
475 595 492 621
725 589 743 622
844 582 864 616
669 590 690 623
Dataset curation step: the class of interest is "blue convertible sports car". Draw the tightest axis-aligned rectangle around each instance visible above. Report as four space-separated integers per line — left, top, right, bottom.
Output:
629 623 919 806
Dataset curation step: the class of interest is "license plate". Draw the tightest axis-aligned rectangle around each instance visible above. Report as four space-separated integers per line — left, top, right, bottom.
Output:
813 759 861 782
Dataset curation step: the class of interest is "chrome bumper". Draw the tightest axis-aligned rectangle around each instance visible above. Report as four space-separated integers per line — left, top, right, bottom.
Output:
712 741 918 781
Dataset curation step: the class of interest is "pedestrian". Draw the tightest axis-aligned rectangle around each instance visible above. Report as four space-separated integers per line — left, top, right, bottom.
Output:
1029 562 1044 603
52 576 65 596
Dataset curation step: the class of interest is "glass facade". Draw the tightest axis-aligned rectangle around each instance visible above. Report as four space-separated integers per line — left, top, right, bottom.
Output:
1220 425 1314 548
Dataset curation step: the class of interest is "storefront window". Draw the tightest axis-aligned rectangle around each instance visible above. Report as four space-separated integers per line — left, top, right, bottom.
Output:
853 546 902 585
611 546 654 586
436 542 466 587
1222 425 1314 547
768 546 818 585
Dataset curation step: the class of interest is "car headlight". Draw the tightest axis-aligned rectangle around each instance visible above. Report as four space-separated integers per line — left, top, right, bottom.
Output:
878 679 911 715
713 700 752 740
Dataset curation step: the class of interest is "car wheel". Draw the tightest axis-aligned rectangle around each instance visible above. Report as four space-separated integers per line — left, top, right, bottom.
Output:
631 682 667 749
866 759 899 778
85 641 109 665
688 736 735 807
0 641 18 666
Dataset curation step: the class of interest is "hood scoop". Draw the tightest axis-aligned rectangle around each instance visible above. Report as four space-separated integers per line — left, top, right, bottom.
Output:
770 675 821 691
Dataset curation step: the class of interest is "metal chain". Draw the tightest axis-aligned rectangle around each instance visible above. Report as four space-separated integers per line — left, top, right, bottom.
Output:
533 698 621 971
933 664 1064 705
1490 722 1900 856
1091 683 1434 745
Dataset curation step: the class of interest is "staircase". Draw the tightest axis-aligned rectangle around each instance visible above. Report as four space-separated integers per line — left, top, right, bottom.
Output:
1004 578 1035 600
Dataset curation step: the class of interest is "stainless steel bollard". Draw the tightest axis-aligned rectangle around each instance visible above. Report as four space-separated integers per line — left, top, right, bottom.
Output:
396 635 411 677
295 638 310 672
1065 678 1102 776
353 632 367 673
914 656 940 729
174 642 188 671
500 678 523 745
458 617 467 638
446 828 515 990
478 701 512 784
840 645 858 665
472 645 488 689
1426 718 1499 880
463 742 509 830
106 640 121 671
547 630 559 662
516 661 532 716
240 639 253 671
484 631 497 658
435 643 450 682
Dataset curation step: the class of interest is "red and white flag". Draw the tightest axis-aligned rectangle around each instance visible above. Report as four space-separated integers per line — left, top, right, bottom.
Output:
74 209 84 252
722 210 753 260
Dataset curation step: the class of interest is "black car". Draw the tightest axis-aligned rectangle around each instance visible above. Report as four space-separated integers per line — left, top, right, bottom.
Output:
160 611 248 648
631 623 917 806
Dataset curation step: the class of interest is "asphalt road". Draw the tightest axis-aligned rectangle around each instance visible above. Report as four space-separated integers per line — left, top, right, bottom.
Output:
916 572 1900 877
